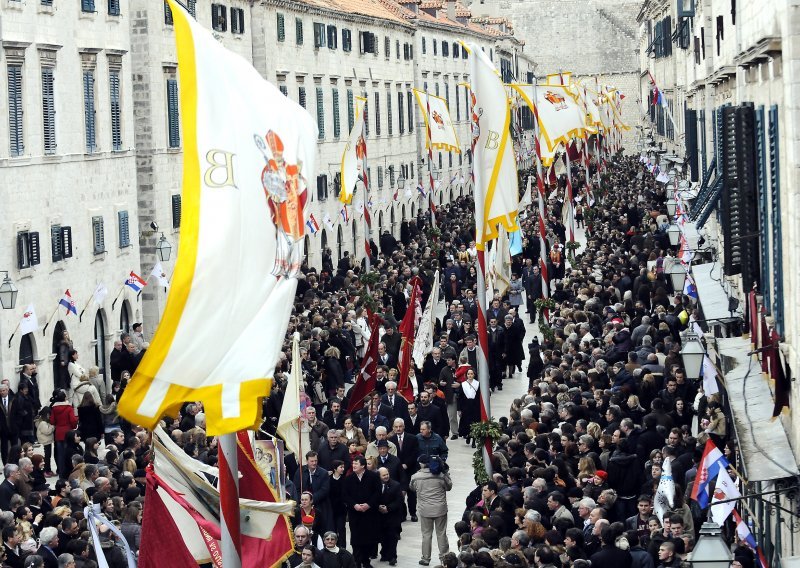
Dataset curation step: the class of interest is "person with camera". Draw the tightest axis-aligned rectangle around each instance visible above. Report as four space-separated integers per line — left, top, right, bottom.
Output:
409 454 452 566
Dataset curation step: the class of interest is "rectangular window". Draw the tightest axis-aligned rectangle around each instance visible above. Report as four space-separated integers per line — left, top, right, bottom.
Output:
398 91 404 133
16 231 41 269
211 3 227 32
384 37 390 59
407 91 413 133
316 86 325 140
442 41 449 57
342 29 352 52
8 64 24 157
279 84 288 97
327 25 338 49
347 89 354 131
396 40 400 59
444 82 449 106
716 15 723 55
313 23 325 48
298 86 306 109
363 91 369 135
359 31 376 54
316 174 328 201
109 70 122 152
374 92 381 136
422 37 426 54
386 89 392 135
455 84 460 121
108 0 119 16
295 17 304 45
332 88 340 138
433 39 437 56
164 1 173 24
389 166 396 187
51 225 72 262
167 78 180 148
172 194 182 228
82 0 95 12
83 69 97 153
277 13 285 42
42 67 56 155
377 166 384 189
118 211 130 248
92 216 105 255
453 43 459 58
42 0 53 5
231 8 244 34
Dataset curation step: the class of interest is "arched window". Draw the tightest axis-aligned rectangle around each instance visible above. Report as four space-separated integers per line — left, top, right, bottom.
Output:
321 229 328 253
351 221 358 257
19 333 35 366
120 300 131 335
337 225 344 261
94 311 107 378
378 211 384 234
401 204 407 222
52 320 68 391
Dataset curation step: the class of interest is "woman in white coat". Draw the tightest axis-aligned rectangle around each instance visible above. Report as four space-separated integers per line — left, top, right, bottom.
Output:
68 350 101 408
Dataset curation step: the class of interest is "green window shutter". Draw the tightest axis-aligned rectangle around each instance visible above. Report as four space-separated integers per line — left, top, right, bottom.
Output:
172 194 182 228
108 0 120 16
398 91 404 134
768 105 784 334
316 86 325 139
92 216 105 255
51 225 63 262
167 78 180 148
407 91 413 133
118 210 130 248
332 88 340 138
374 92 380 136
42 67 57 155
298 86 306 109
363 91 369 135
110 70 122 151
8 64 24 157
277 13 285 42
347 89 354 131
296 17 303 45
29 232 41 266
386 89 392 136
83 70 97 153
164 1 173 24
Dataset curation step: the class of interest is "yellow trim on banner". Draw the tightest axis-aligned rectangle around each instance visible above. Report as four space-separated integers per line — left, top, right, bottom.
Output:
481 102 518 244
510 84 589 153
412 88 461 153
339 96 367 205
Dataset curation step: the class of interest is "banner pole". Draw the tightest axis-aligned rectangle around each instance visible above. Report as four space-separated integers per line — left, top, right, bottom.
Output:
218 433 242 568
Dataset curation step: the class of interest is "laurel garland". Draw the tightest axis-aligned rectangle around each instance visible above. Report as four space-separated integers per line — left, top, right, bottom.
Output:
469 419 503 485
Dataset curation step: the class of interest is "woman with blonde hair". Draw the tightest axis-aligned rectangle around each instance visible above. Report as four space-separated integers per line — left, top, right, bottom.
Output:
586 422 601 440
576 457 597 487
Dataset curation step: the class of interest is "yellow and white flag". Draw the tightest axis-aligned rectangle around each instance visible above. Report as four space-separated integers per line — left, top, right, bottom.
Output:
340 96 367 204
513 83 587 153
413 89 461 153
119 0 317 435
466 42 519 246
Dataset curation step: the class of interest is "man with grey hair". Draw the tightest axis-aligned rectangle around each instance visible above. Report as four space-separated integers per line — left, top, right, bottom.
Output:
365 426 397 458
36 526 60 567
0 464 20 510
57 553 75 568
577 497 596 540
511 530 530 550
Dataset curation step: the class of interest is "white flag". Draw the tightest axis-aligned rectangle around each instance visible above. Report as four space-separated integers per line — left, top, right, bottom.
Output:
92 283 109 306
654 456 676 522
702 355 720 396
277 334 309 465
323 213 335 231
711 467 740 525
149 263 170 289
412 270 439 369
19 304 38 336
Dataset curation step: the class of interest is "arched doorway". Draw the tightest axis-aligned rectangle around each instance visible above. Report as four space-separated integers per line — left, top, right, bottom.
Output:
336 225 344 261
94 310 107 379
390 207 396 236
449 186 454 202
378 211 384 234
304 235 310 259
51 320 68 391
19 333 35 366
401 204 407 222
321 229 328 253
120 300 131 335
351 221 358 257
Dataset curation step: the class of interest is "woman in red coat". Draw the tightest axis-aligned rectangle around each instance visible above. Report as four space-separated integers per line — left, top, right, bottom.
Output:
51 390 77 479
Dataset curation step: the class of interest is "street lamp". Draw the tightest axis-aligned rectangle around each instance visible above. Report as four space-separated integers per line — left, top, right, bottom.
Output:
667 224 681 247
690 522 732 567
667 262 687 294
156 233 173 262
666 198 677 217
397 177 406 189
0 271 18 310
680 332 706 380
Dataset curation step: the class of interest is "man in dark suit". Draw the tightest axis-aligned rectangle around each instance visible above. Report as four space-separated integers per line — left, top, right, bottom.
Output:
405 402 422 436
343 456 381 568
317 430 351 473
376 467 404 565
0 385 17 464
322 400 346 430
2 525 24 568
589 524 633 567
377 343 396 369
36 526 60 568
421 349 446 385
292 451 332 534
381 382 409 423
359 403 390 442
0 465 19 510
388 417 419 521
374 441 403 484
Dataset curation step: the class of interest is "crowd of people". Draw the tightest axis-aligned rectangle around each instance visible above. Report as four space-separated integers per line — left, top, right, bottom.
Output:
0 153 755 568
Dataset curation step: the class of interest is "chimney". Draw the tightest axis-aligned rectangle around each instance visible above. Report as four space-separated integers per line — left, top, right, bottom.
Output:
447 0 456 21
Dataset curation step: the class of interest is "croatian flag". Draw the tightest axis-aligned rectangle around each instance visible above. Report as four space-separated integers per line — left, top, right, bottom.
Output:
125 271 147 293
691 439 731 508
305 214 319 235
339 205 349 223
416 183 426 198
732 510 768 568
683 274 698 300
59 290 77 316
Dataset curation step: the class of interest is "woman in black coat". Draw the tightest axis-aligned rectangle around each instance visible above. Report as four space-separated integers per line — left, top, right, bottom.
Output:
77 393 104 443
11 383 36 443
323 346 345 396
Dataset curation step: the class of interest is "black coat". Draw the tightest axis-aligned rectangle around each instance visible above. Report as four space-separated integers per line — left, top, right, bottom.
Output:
317 442 351 473
388 432 419 488
342 470 381 547
589 544 633 568
377 479 405 529
293 466 332 533
375 453 404 484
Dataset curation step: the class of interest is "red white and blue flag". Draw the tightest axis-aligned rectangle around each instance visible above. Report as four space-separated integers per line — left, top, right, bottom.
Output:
339 205 349 223
683 274 698 300
59 290 77 316
305 214 319 235
125 271 148 293
732 510 768 568
416 183 426 198
691 439 731 508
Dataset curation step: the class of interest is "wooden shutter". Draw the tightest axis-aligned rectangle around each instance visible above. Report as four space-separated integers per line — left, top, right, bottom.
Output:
92 216 105 254
110 71 122 151
164 1 173 24
327 25 337 49
407 91 413 133
277 13 285 41
314 23 324 48
386 89 392 135
118 210 130 248
82 0 95 12
167 78 180 147
332 88 340 138
398 91 404 133
374 92 380 135
187 0 195 17
61 226 73 258
172 194 182 228
316 87 325 139
16 234 26 269
42 67 56 155
83 70 97 153
298 86 306 109
347 89 354 131
108 0 120 16
296 18 304 45
8 65 24 157
51 225 63 262
29 232 41 266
